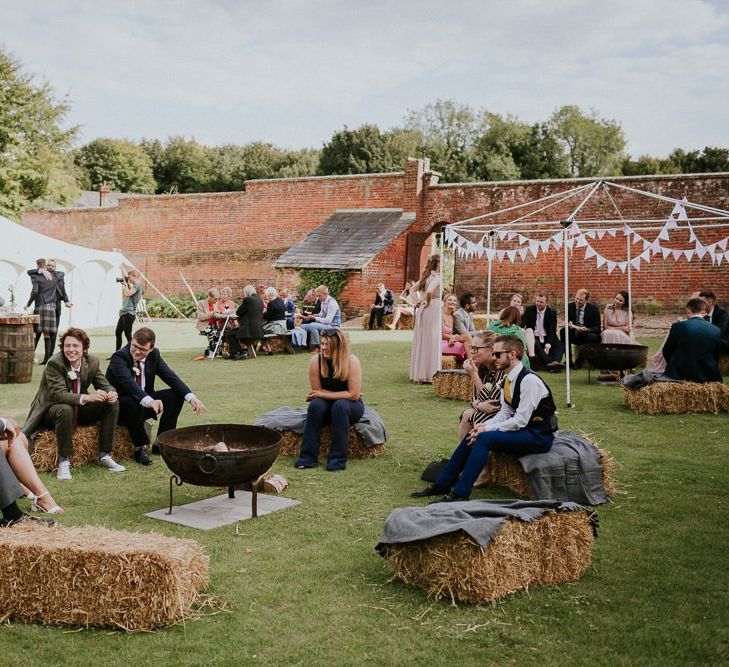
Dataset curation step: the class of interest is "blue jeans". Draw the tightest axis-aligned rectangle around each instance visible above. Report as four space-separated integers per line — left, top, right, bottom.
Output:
301 322 337 348
295 398 365 470
435 428 554 498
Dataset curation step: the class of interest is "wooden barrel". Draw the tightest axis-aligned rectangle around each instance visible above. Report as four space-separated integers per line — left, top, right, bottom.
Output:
0 316 37 384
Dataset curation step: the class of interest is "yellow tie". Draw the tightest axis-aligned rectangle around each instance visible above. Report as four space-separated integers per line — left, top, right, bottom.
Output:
504 376 512 404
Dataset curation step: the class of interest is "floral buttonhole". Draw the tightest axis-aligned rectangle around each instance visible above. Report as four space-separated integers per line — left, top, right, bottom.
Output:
67 370 78 381
132 366 141 376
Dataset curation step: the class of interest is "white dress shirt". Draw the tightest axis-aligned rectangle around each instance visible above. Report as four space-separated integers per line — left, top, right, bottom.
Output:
483 362 549 432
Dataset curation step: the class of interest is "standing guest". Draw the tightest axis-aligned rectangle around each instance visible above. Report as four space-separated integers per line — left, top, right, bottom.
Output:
442 293 470 363
26 258 52 351
453 292 478 339
368 283 394 329
457 331 504 440
115 270 143 351
409 255 442 383
47 259 72 329
487 306 531 369
1 417 63 515
26 259 61 364
261 287 287 354
601 290 634 344
411 335 557 502
301 285 341 351
294 329 364 471
699 290 729 352
107 327 206 464
522 294 564 371
559 288 601 366
387 281 421 330
22 327 123 481
227 285 265 360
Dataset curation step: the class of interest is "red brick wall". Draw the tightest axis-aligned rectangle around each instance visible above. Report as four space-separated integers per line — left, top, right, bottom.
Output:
22 163 729 314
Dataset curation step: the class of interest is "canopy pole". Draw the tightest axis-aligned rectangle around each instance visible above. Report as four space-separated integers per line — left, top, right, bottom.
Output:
486 232 495 322
562 221 573 408
626 229 633 332
439 232 444 302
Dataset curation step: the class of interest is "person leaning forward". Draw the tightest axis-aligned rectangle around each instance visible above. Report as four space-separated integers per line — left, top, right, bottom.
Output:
106 327 206 465
411 335 557 502
22 327 122 481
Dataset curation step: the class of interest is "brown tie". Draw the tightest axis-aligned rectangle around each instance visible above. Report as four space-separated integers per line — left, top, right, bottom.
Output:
72 377 80 431
135 361 143 387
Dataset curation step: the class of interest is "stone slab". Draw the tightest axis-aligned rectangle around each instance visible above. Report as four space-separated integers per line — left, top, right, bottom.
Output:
144 491 300 530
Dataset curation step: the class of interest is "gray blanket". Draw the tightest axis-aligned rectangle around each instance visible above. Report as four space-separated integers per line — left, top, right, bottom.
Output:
255 405 388 448
375 499 587 553
518 430 608 506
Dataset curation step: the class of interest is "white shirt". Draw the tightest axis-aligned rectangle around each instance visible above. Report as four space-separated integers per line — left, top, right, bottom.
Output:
315 296 340 325
483 362 549 432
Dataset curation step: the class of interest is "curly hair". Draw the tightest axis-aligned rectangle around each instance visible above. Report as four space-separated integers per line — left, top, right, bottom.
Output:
59 328 91 356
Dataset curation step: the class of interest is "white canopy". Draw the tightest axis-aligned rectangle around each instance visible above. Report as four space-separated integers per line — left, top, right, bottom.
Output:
1 214 134 330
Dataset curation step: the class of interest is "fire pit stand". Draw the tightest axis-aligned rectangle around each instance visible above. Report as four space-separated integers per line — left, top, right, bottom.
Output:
167 473 266 518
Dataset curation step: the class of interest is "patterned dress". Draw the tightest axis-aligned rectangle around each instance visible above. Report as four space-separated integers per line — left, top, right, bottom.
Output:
468 368 506 426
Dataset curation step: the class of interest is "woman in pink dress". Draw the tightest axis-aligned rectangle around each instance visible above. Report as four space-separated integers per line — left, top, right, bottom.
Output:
441 293 470 363
601 290 634 344
409 255 442 383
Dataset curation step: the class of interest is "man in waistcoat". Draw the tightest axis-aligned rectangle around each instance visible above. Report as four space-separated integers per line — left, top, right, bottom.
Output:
411 335 558 502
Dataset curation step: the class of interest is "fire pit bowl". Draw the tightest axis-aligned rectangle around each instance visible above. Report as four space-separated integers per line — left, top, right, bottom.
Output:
578 343 649 383
157 424 281 517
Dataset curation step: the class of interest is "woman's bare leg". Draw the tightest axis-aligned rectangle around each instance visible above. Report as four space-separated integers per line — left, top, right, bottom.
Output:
459 408 476 440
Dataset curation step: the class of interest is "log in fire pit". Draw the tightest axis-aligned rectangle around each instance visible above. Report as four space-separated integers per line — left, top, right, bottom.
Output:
157 424 281 518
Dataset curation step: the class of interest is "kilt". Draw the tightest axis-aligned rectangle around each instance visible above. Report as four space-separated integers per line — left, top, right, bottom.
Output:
38 303 58 335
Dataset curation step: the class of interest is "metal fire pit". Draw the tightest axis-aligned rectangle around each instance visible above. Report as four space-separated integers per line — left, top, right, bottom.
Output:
157 424 281 518
578 343 649 384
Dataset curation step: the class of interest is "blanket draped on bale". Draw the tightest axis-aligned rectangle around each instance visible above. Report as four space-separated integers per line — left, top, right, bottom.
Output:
255 406 388 448
375 499 590 553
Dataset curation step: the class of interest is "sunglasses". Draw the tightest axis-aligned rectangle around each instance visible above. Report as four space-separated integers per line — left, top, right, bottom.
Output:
492 350 512 358
320 330 339 338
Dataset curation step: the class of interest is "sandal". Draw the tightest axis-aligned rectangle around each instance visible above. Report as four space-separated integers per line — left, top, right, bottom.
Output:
31 492 64 515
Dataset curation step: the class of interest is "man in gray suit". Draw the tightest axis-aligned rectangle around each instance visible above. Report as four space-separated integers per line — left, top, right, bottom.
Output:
453 292 478 338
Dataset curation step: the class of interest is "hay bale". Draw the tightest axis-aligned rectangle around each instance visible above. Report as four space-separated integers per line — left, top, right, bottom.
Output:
474 440 616 500
0 523 208 631
382 509 595 604
433 370 473 401
440 355 459 370
623 381 729 415
31 425 135 472
472 314 489 330
277 427 385 459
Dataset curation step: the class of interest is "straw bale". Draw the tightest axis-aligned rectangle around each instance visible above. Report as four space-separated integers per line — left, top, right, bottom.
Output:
440 355 460 370
474 439 616 500
433 370 473 401
31 426 135 472
382 509 595 604
277 427 385 459
0 524 208 631
623 381 729 415
472 314 489 330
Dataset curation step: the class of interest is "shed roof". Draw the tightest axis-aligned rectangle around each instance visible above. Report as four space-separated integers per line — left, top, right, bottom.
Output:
275 209 415 270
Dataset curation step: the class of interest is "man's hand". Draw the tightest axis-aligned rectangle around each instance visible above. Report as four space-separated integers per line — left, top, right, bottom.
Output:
85 390 109 403
189 398 206 415
467 424 486 446
105 390 118 404
150 399 165 415
64 302 72 308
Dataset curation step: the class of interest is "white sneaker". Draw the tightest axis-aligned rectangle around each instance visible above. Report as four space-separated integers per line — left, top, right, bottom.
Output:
98 455 126 472
57 460 72 480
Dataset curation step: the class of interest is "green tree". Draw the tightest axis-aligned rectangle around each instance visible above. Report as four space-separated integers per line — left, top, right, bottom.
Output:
153 137 212 193
548 105 626 177
668 147 729 174
74 138 156 193
620 154 680 176
318 124 397 175
274 148 320 178
0 48 79 217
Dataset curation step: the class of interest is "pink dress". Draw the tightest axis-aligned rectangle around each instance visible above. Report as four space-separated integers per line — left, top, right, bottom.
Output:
601 306 634 344
441 322 466 362
409 272 442 383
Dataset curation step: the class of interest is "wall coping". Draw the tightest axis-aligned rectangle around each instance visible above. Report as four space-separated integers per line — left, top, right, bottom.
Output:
245 171 405 185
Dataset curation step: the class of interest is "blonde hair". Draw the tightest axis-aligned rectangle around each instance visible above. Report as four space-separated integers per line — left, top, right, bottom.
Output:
319 329 351 381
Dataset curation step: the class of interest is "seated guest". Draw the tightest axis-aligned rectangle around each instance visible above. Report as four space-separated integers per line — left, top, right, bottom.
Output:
559 288 601 366
458 331 504 440
411 335 557 502
499 294 536 358
699 290 729 352
213 287 238 330
294 329 364 471
624 298 722 388
602 290 634 344
107 327 206 464
301 285 341 351
487 306 530 369
442 293 470 363
284 290 297 330
227 285 265 360
368 283 394 329
387 281 421 330
1 417 63 514
500 293 525 318
22 328 123 481
196 288 220 357
522 293 564 371
453 292 478 338
260 287 287 354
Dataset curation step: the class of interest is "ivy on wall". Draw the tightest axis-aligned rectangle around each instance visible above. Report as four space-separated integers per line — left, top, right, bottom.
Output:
297 269 350 301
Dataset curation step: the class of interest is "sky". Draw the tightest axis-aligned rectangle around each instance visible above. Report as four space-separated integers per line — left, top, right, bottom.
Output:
3 0 728 159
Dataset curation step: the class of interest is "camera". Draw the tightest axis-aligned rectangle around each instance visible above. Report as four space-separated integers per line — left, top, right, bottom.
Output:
115 277 128 284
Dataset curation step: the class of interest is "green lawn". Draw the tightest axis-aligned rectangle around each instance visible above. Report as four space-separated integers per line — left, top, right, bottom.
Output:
1 325 727 666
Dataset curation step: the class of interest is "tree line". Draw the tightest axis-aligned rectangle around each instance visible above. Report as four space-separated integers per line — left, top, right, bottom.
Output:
2 47 727 218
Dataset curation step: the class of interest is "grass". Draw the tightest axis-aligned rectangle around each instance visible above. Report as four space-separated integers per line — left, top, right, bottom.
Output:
1 324 727 666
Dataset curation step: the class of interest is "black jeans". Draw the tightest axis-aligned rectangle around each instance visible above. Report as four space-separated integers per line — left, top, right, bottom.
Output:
117 390 184 448
369 307 384 329
115 312 136 350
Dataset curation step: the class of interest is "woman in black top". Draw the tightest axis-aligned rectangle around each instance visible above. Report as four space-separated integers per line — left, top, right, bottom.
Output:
295 329 364 471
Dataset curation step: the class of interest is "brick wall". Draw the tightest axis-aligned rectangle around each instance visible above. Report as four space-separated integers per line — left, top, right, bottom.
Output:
22 162 729 314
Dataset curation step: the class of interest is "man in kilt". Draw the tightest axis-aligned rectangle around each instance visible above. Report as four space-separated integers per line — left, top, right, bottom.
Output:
27 261 62 365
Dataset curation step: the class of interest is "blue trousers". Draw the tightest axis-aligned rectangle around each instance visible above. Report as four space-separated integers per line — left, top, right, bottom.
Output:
435 427 554 498
295 398 365 470
300 322 336 349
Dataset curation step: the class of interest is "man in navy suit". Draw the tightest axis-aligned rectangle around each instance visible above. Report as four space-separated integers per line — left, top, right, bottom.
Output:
106 327 206 465
624 298 722 387
699 290 729 353
559 288 601 366
522 293 564 371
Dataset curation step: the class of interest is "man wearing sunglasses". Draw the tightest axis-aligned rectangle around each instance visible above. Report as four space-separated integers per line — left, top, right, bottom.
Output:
411 335 557 503
106 327 206 465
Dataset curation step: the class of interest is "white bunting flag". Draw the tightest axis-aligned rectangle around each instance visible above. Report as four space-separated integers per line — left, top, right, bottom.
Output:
585 230 596 239
596 229 606 240
650 240 662 253
683 249 694 261
571 223 581 235
715 253 723 265
596 254 607 268
519 247 529 261
540 239 551 254
640 250 651 263
518 234 528 245
585 245 597 260
706 243 717 254
688 227 697 243
576 234 588 248
507 231 517 240
658 226 671 241
695 244 707 259
496 249 506 262
672 249 682 261
661 247 672 259
676 203 689 221
670 202 682 216
528 240 540 257
642 239 651 250
507 249 517 263
607 229 617 238
497 231 508 241
717 238 728 251
629 258 640 270
607 260 616 274
485 248 496 261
